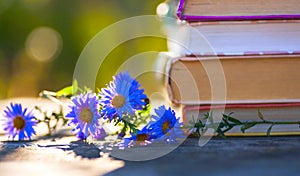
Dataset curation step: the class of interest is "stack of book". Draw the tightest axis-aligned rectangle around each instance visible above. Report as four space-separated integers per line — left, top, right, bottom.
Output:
164 0 300 134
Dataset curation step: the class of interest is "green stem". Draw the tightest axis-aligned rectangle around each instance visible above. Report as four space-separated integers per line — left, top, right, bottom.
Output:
222 126 233 133
190 118 300 137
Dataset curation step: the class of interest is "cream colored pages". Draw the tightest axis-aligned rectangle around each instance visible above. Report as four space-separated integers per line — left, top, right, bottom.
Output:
187 20 300 55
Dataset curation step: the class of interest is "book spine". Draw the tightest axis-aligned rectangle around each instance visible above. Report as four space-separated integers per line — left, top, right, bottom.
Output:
165 57 181 105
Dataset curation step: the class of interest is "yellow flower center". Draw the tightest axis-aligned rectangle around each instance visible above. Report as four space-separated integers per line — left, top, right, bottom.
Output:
79 108 93 123
136 133 148 141
111 95 126 108
13 116 26 130
162 121 171 134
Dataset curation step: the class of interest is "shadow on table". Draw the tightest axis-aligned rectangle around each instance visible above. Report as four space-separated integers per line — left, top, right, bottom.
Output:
0 140 102 160
0 140 34 161
0 128 103 159
104 137 300 176
56 141 102 159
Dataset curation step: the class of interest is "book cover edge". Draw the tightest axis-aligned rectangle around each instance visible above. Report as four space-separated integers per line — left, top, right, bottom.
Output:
177 0 300 22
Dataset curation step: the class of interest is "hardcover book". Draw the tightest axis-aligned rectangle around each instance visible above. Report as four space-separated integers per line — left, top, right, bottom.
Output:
177 0 300 22
166 19 300 56
167 55 300 105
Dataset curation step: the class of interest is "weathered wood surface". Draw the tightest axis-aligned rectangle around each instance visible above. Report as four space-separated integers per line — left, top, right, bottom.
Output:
1 136 300 176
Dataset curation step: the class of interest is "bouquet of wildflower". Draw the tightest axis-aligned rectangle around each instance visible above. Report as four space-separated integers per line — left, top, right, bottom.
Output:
1 71 185 148
2 71 300 147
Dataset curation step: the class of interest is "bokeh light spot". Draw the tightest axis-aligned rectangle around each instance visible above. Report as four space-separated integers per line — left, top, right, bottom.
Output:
25 27 62 62
156 3 169 17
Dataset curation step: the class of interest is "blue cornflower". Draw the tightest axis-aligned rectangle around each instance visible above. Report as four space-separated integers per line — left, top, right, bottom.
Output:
92 126 106 140
66 93 101 139
75 128 87 140
148 106 185 143
122 126 153 148
2 103 37 140
99 71 147 121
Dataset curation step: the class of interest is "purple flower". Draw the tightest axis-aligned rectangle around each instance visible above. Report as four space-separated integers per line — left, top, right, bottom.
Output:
2 103 37 140
92 126 106 140
75 129 87 140
66 93 102 139
99 71 147 121
122 126 153 148
148 106 185 143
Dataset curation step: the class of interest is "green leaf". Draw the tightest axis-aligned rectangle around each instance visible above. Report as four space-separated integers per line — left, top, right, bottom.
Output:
83 86 91 93
258 108 265 121
73 79 78 94
204 112 210 119
96 88 101 94
241 122 256 133
56 86 73 97
218 122 225 128
195 120 203 128
216 128 227 139
224 114 242 124
56 80 78 97
266 124 274 137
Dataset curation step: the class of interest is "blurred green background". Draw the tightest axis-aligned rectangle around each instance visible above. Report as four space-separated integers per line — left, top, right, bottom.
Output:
0 0 170 99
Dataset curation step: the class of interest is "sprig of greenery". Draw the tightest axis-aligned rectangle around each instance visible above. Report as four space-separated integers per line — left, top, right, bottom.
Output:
34 106 68 136
39 80 90 99
189 109 300 138
39 82 151 137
